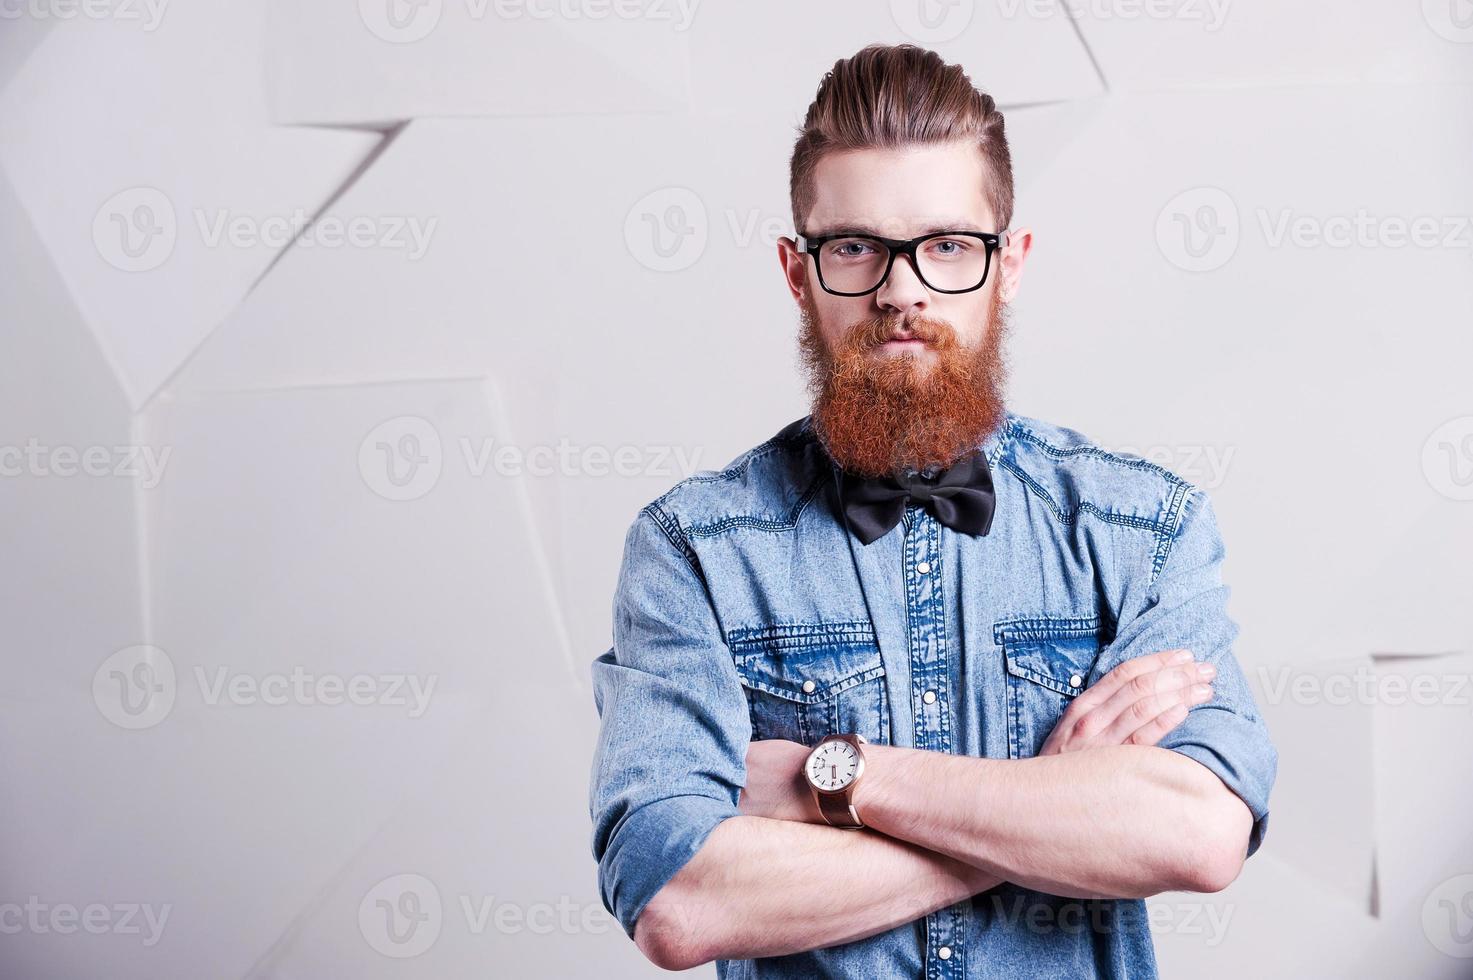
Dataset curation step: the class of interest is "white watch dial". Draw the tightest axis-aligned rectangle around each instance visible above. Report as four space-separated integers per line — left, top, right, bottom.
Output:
806 739 860 791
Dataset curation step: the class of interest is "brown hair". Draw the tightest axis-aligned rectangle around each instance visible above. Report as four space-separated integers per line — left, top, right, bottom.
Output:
789 43 1013 235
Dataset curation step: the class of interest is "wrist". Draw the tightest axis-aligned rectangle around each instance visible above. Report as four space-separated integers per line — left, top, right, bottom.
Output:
848 742 901 825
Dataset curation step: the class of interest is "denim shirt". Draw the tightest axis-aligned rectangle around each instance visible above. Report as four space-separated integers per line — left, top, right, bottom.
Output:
588 413 1277 979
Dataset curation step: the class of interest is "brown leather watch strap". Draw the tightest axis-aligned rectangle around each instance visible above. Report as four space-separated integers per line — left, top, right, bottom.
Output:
817 789 864 829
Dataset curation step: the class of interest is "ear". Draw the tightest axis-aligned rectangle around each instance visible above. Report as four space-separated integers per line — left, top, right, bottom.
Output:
777 235 808 304
996 227 1034 303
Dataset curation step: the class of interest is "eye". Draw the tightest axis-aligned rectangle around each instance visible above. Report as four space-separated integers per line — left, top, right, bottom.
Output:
830 240 876 258
927 238 972 256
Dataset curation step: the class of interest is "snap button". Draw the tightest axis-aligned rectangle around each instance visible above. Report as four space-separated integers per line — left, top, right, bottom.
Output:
916 561 931 574
938 945 952 960
922 690 937 704
1069 674 1083 688
801 679 816 694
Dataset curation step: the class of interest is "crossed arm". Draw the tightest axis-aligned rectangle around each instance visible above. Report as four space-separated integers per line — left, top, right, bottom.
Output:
594 497 1276 972
635 649 1253 971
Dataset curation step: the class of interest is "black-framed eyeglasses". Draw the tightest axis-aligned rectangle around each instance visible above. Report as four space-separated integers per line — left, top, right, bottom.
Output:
795 228 1010 297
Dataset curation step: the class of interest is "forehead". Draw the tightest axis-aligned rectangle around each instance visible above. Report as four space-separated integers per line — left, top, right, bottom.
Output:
805 140 995 238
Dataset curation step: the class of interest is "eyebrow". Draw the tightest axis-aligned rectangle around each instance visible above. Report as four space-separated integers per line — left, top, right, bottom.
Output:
806 220 987 238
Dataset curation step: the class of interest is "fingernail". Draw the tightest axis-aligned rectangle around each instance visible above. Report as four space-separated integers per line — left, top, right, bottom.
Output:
1169 650 1193 664
1196 663 1217 679
1192 684 1213 700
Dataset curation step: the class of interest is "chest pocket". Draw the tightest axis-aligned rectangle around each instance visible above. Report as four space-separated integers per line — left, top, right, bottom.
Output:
727 621 889 747
995 616 1107 759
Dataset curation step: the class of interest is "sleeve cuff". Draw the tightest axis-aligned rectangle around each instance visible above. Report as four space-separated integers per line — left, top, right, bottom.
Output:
598 793 741 940
1159 706 1277 858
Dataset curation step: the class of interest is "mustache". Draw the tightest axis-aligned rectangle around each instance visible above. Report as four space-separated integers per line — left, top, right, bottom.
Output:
845 314 959 351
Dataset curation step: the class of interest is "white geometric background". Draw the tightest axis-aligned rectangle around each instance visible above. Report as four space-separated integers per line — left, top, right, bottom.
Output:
1 1 1471 977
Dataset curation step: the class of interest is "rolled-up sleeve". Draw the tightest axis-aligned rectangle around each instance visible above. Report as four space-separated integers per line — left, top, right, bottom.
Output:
1097 488 1278 858
588 503 751 940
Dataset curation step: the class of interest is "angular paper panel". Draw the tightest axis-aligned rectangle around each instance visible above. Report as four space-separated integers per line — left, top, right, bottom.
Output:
0 174 142 692
34 378 576 977
1252 656 1376 908
682 1 1102 115
1370 652 1473 920
237 677 617 977
0 169 152 980
0 0 379 407
1072 0 1473 92
265 0 689 125
1004 83 1473 669
1151 853 1375 979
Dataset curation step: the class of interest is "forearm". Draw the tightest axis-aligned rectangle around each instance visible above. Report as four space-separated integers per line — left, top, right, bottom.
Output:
636 813 1000 969
852 743 1251 899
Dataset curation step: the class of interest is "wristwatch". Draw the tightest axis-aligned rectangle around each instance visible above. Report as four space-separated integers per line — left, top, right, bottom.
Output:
804 733 868 829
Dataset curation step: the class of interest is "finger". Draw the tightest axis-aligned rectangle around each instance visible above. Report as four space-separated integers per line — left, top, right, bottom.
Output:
1108 681 1215 746
1072 660 1211 744
1065 648 1194 717
1122 701 1190 747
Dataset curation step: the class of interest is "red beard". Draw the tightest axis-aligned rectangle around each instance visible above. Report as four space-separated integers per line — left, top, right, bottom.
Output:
797 287 1011 478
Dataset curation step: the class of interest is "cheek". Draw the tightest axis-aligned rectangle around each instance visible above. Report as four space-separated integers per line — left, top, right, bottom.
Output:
942 299 992 347
810 299 867 348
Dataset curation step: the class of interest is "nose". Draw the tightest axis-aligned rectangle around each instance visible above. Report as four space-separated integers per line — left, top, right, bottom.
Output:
874 251 929 317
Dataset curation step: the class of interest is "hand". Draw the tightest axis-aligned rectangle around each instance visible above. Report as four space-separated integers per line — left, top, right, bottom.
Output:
1039 648 1215 756
738 738 825 824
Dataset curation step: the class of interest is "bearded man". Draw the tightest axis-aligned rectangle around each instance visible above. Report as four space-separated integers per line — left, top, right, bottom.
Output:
589 42 1277 980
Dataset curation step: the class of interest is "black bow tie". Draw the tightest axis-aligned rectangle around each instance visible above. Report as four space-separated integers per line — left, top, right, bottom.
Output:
834 450 997 546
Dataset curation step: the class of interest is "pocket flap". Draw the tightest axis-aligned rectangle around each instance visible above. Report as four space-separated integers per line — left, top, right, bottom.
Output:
994 616 1106 697
728 621 883 703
